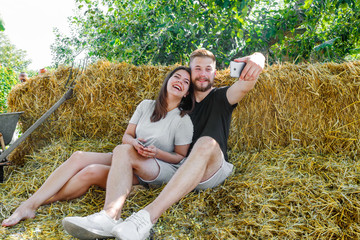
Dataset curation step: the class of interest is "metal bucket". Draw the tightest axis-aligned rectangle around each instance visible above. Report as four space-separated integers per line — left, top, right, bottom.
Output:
0 112 24 145
0 111 23 182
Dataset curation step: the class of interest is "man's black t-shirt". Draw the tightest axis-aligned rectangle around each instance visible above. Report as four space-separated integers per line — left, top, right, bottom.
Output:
189 87 237 161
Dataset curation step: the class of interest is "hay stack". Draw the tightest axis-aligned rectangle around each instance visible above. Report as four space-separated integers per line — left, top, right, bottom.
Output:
7 61 360 165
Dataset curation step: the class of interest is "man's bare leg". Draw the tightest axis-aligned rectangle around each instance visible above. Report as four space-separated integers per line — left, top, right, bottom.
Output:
144 136 223 223
2 152 112 227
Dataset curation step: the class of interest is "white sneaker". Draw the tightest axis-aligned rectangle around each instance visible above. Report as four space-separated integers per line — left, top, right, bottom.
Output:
62 210 122 239
111 210 153 240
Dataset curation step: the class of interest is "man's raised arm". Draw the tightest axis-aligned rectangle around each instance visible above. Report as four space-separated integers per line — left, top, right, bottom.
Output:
226 52 265 105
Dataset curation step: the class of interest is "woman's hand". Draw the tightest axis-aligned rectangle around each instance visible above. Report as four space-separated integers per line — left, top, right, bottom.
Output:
132 138 146 152
137 144 158 158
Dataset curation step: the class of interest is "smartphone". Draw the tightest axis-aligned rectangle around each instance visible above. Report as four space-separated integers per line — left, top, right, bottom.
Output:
137 139 146 147
230 61 246 78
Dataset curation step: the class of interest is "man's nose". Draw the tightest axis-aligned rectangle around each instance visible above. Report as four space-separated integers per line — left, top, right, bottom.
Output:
200 70 206 76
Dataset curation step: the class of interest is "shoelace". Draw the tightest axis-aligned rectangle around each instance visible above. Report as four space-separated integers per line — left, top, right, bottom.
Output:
126 212 149 229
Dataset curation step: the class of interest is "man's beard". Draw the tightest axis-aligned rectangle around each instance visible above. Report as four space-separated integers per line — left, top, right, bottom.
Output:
193 78 213 92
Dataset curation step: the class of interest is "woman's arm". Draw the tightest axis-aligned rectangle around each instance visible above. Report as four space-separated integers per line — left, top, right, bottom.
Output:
122 123 189 164
122 123 144 152
143 144 189 164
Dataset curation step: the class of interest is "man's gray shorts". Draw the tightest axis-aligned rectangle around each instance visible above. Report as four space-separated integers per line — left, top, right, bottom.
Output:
137 152 234 191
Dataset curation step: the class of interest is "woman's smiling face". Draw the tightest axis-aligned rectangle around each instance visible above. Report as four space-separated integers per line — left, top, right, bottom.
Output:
167 69 191 98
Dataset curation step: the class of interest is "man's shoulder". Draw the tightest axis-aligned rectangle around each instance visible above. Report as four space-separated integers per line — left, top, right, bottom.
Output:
215 86 230 91
210 86 237 108
209 86 230 97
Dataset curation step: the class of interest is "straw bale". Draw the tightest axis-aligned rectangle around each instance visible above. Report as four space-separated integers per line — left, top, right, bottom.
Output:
6 60 360 165
1 140 359 239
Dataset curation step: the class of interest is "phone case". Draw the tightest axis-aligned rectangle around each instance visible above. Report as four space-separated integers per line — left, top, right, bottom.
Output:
230 61 246 78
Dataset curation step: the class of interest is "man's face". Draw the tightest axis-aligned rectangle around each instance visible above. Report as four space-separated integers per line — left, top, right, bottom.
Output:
190 57 216 92
19 74 27 83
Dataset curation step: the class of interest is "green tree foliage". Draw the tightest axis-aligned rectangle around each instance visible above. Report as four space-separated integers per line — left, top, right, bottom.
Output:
0 65 18 113
253 0 360 63
0 17 5 31
0 33 31 72
51 0 360 67
52 0 250 67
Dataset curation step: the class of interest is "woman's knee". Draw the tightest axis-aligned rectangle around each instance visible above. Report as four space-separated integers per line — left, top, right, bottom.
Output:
64 151 87 168
113 144 134 155
113 144 139 162
77 164 107 183
112 144 143 168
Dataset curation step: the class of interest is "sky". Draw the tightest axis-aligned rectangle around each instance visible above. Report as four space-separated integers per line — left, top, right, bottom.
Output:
0 0 77 71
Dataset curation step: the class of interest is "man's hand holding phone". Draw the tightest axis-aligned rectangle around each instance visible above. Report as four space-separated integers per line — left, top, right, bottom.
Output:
230 61 246 78
231 53 265 81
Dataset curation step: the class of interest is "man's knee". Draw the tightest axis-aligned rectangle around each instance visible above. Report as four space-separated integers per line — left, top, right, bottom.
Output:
192 136 220 155
187 136 223 169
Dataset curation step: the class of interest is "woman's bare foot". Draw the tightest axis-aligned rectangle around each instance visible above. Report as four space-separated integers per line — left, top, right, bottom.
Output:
1 203 36 227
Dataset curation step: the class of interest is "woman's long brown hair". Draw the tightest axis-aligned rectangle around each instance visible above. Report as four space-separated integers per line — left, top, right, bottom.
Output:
151 66 195 122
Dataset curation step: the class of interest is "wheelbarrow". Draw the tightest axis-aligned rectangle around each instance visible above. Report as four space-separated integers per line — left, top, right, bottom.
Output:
0 62 86 182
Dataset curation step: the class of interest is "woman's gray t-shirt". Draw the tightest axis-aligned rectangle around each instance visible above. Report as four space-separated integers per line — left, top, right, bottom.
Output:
129 100 193 153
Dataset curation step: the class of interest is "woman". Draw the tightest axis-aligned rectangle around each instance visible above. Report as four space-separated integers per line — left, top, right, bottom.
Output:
2 66 194 227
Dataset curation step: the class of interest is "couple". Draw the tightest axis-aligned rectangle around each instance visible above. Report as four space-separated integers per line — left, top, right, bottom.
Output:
2 49 265 239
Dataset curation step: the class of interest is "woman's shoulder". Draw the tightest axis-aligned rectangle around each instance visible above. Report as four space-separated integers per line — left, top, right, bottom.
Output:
178 113 193 126
138 99 156 108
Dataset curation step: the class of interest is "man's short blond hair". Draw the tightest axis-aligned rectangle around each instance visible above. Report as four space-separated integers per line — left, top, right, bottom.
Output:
189 49 216 66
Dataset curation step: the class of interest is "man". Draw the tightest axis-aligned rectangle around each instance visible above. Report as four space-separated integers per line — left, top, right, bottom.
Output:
62 49 265 240
39 68 47 74
19 72 28 83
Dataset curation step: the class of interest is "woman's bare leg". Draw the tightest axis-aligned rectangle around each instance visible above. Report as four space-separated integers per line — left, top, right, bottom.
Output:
2 151 112 227
43 164 111 205
103 144 160 220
